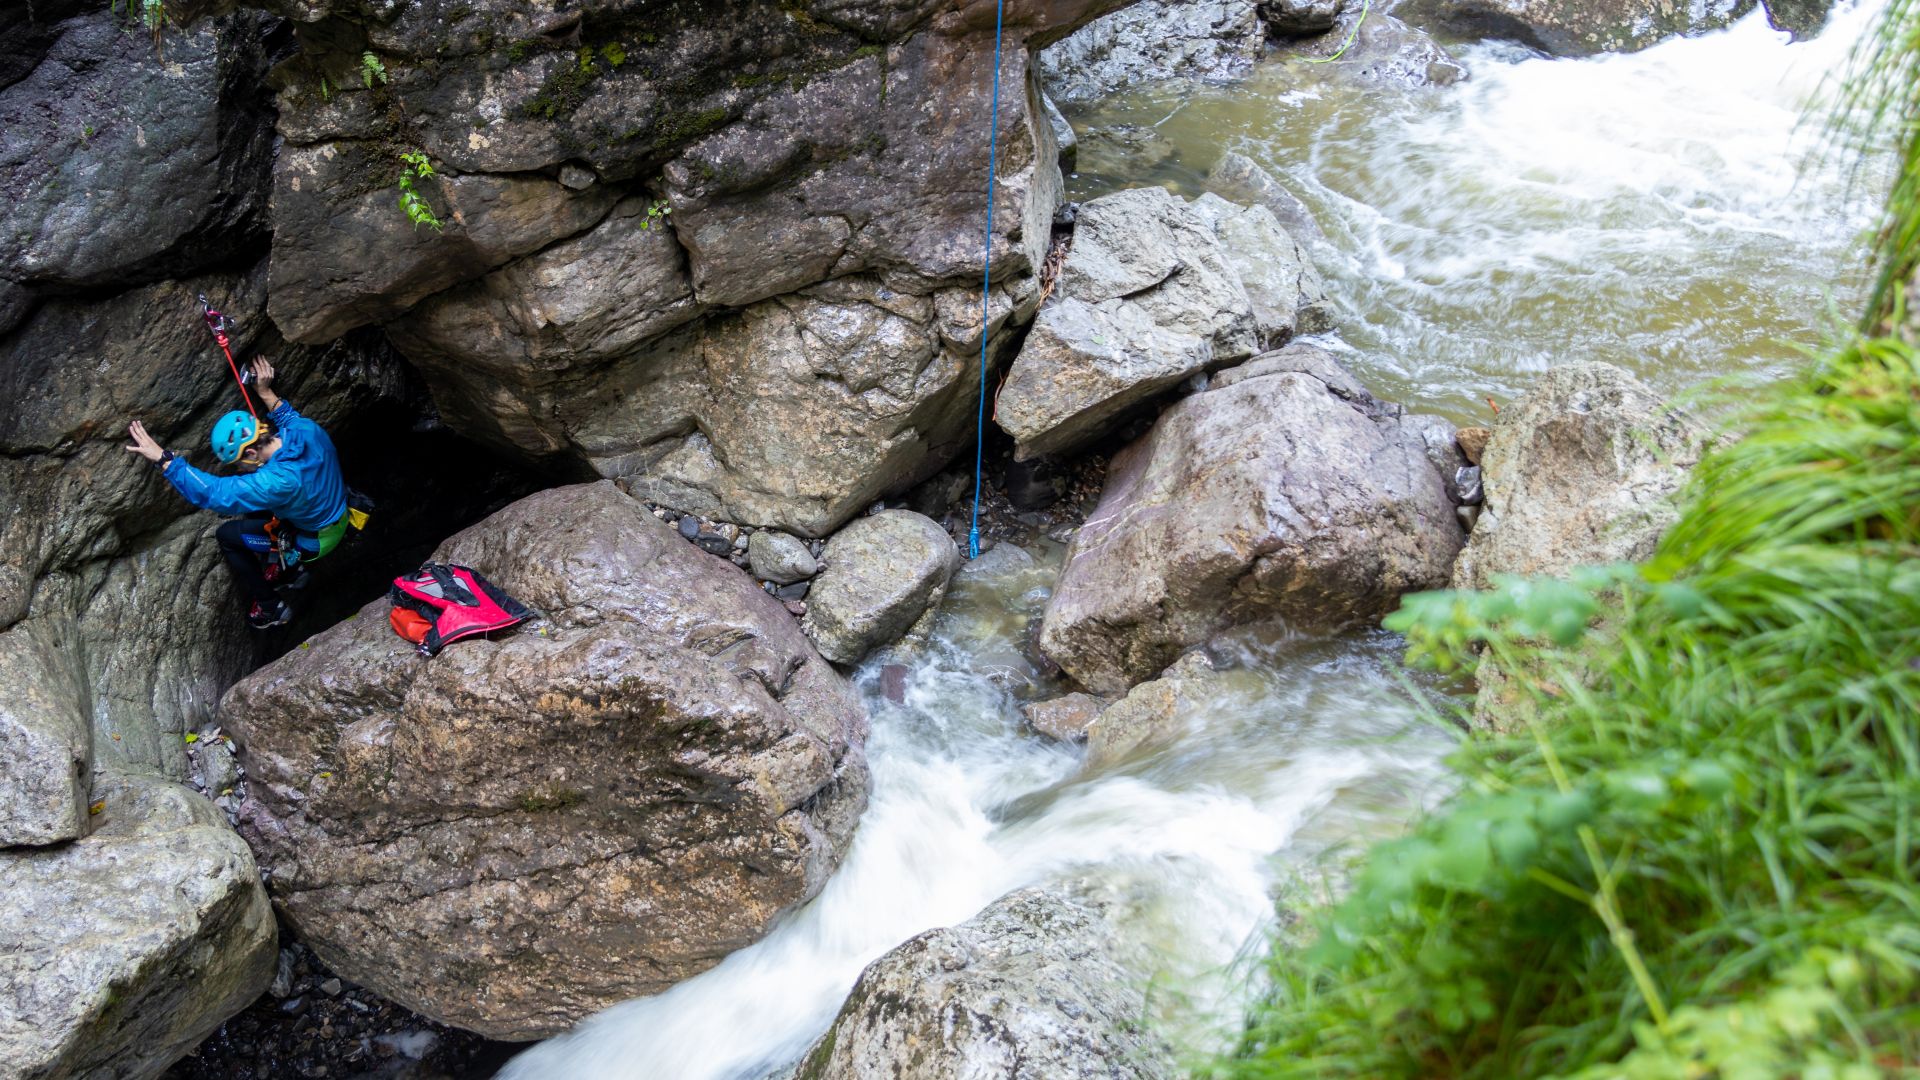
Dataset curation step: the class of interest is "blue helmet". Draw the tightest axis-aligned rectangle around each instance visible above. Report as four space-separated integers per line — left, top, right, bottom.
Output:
211 410 262 464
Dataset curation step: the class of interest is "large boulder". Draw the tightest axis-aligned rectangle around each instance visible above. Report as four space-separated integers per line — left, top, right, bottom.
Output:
1272 10 1466 85
0 613 92 846
1040 344 1465 693
0 770 276 1080
999 186 1329 461
1083 651 1222 769
791 887 1177 1079
803 510 961 665
1037 0 1265 105
1451 361 1711 590
1395 0 1754 55
221 481 870 1039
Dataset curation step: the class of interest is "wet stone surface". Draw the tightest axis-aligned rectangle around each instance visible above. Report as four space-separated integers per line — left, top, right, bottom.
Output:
164 942 520 1080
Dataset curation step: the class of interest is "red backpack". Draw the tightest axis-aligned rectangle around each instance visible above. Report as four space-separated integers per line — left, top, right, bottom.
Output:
388 563 533 657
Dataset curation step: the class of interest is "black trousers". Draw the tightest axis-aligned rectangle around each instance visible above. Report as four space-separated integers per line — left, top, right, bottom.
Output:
214 515 280 607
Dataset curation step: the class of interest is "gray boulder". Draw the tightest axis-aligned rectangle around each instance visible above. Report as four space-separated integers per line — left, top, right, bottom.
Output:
1038 0 1266 105
1022 692 1107 743
749 530 822 585
1395 0 1753 55
803 510 961 666
1452 361 1711 591
1205 151 1325 246
0 614 91 846
1040 344 1465 692
1083 651 1222 768
0 771 275 1080
791 887 1176 1079
997 186 1260 460
222 481 869 1039
1261 0 1348 36
1190 192 1335 344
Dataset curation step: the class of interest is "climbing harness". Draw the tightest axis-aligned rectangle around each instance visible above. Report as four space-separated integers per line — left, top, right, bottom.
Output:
198 294 258 419
967 0 1007 561
1303 0 1370 65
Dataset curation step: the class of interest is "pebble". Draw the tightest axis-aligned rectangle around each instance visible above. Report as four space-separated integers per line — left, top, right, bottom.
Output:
784 600 807 616
773 580 810 602
677 516 699 539
695 532 734 555
320 978 342 997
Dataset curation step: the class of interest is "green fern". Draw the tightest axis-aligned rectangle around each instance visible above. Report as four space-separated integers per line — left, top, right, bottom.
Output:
396 151 443 232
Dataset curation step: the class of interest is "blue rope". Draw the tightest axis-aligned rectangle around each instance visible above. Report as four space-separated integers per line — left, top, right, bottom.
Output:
968 0 1006 561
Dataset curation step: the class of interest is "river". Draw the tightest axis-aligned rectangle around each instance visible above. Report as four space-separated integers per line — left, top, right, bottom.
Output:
501 5 1883 1076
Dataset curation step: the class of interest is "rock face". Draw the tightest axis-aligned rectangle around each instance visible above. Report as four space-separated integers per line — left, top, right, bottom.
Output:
1452 361 1711 590
0 771 276 1080
1037 0 1265 104
792 887 1176 1080
998 186 1329 461
222 481 869 1039
0 615 92 846
1396 0 1754 55
803 510 961 666
243 0 1120 536
1041 344 1465 693
1206 151 1325 247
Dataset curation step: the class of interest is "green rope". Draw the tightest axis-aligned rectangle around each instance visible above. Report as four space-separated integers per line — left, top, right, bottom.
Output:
1303 0 1371 64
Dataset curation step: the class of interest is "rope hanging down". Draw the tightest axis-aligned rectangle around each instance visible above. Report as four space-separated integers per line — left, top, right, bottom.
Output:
198 294 257 418
968 0 1007 561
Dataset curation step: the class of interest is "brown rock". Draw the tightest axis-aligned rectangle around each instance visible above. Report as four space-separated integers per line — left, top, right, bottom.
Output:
1020 693 1106 743
1040 344 1464 693
1083 652 1218 768
222 481 869 1039
1456 426 1491 466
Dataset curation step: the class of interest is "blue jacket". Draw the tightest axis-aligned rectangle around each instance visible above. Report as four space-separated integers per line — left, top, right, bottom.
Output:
165 399 347 533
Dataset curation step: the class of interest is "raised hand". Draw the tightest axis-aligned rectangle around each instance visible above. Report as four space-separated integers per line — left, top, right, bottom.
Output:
125 420 165 463
250 356 275 390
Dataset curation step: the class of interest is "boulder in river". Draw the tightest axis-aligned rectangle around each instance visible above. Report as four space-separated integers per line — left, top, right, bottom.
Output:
803 510 962 666
222 481 869 1039
1041 344 1465 693
790 887 1176 1079
1001 186 1335 460
1395 0 1755 55
0 771 275 1080
1205 151 1326 247
1083 652 1221 769
1273 10 1466 85
1451 361 1712 591
1037 0 1266 105
1022 692 1108 743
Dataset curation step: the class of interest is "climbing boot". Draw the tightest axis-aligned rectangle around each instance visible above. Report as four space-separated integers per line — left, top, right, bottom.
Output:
273 565 313 593
247 599 294 630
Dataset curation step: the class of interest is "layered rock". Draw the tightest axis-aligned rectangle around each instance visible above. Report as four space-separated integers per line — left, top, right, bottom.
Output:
0 613 92 846
998 186 1330 460
222 481 869 1039
1040 344 1465 693
1037 0 1265 104
1083 651 1220 768
0 771 276 1080
1451 361 1711 590
792 887 1176 1079
803 510 961 665
1395 0 1754 55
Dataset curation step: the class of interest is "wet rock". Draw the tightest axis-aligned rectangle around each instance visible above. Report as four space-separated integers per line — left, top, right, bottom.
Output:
1760 0 1835 38
791 887 1176 1079
1038 86 1079 173
1205 151 1325 246
1456 425 1491 465
803 510 961 666
750 531 820 585
0 9 274 290
1396 0 1752 55
1041 344 1464 692
1038 0 1266 105
696 530 736 555
1455 466 1484 506
1274 12 1466 86
1261 0 1348 36
0 614 91 846
1083 652 1219 768
1452 362 1711 590
222 481 868 1039
0 771 275 1080
678 515 702 539
997 187 1261 460
774 581 813 603
1021 693 1107 743
1189 192 1334 346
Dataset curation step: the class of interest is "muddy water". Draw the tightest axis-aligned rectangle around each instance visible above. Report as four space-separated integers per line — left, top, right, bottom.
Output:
501 9 1886 1078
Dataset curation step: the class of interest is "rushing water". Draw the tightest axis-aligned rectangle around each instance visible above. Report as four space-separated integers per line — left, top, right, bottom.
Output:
503 8 1886 1078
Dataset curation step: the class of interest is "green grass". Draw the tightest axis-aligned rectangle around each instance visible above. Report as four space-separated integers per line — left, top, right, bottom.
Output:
1214 2 1920 1075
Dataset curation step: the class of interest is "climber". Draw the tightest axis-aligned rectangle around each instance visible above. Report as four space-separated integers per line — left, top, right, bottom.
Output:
123 357 348 630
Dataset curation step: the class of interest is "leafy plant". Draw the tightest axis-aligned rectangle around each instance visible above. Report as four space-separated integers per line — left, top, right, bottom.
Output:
396 151 443 232
360 51 389 89
638 197 672 231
